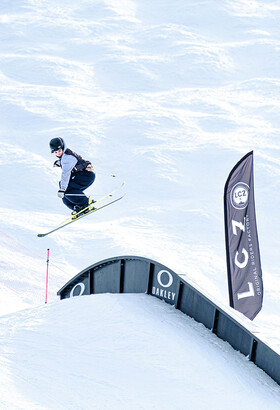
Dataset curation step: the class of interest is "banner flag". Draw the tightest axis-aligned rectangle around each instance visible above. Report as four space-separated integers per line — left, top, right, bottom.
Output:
224 151 263 320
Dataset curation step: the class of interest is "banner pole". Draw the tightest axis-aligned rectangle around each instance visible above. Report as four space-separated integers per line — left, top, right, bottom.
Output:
45 248 50 304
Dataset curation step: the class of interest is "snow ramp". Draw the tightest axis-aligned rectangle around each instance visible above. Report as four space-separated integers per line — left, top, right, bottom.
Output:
1 293 280 409
58 256 280 386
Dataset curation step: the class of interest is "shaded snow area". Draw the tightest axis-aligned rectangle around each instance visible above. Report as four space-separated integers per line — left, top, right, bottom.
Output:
0 294 279 410
1 0 280 407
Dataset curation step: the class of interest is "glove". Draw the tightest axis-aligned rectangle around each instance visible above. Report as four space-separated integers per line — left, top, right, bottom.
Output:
53 159 61 168
57 189 66 198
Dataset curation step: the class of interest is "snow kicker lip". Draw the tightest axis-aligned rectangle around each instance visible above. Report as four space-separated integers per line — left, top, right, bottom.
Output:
57 255 280 386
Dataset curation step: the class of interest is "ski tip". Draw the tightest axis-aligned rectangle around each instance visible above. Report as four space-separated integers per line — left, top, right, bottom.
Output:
37 233 46 238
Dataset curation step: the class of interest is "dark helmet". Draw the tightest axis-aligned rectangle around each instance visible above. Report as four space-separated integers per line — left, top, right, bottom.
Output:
49 137 65 153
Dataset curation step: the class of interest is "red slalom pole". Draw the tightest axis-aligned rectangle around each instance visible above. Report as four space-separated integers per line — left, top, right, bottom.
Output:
45 249 50 304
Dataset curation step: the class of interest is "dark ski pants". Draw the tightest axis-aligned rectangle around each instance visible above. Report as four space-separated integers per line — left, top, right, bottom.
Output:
62 171 95 210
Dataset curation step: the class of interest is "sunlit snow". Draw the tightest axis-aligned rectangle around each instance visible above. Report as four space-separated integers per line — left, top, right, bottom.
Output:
0 0 280 407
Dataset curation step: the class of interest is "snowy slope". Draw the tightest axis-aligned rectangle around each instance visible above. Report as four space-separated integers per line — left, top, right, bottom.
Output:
1 0 280 346
0 230 74 315
0 294 279 410
0 0 280 406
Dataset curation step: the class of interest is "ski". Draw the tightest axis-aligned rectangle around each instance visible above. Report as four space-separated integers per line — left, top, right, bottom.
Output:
37 185 126 238
64 181 125 207
38 194 125 237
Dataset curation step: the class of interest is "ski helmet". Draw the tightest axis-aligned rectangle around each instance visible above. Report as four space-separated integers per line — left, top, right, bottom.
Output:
49 137 65 153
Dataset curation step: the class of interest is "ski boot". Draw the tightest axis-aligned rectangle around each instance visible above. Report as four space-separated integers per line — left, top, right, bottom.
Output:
71 196 95 220
88 196 96 211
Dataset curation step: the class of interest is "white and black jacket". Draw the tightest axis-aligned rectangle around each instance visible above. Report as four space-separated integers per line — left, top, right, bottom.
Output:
54 143 92 191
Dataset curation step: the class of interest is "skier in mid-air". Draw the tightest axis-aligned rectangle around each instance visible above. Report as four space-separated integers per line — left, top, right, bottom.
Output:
49 137 95 216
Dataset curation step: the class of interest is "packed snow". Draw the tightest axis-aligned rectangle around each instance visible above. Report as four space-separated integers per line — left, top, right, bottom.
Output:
0 0 280 408
0 294 280 409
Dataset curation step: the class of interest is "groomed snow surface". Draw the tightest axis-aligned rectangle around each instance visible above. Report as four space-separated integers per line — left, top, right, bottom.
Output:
0 294 279 410
1 0 280 350
1 0 280 407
